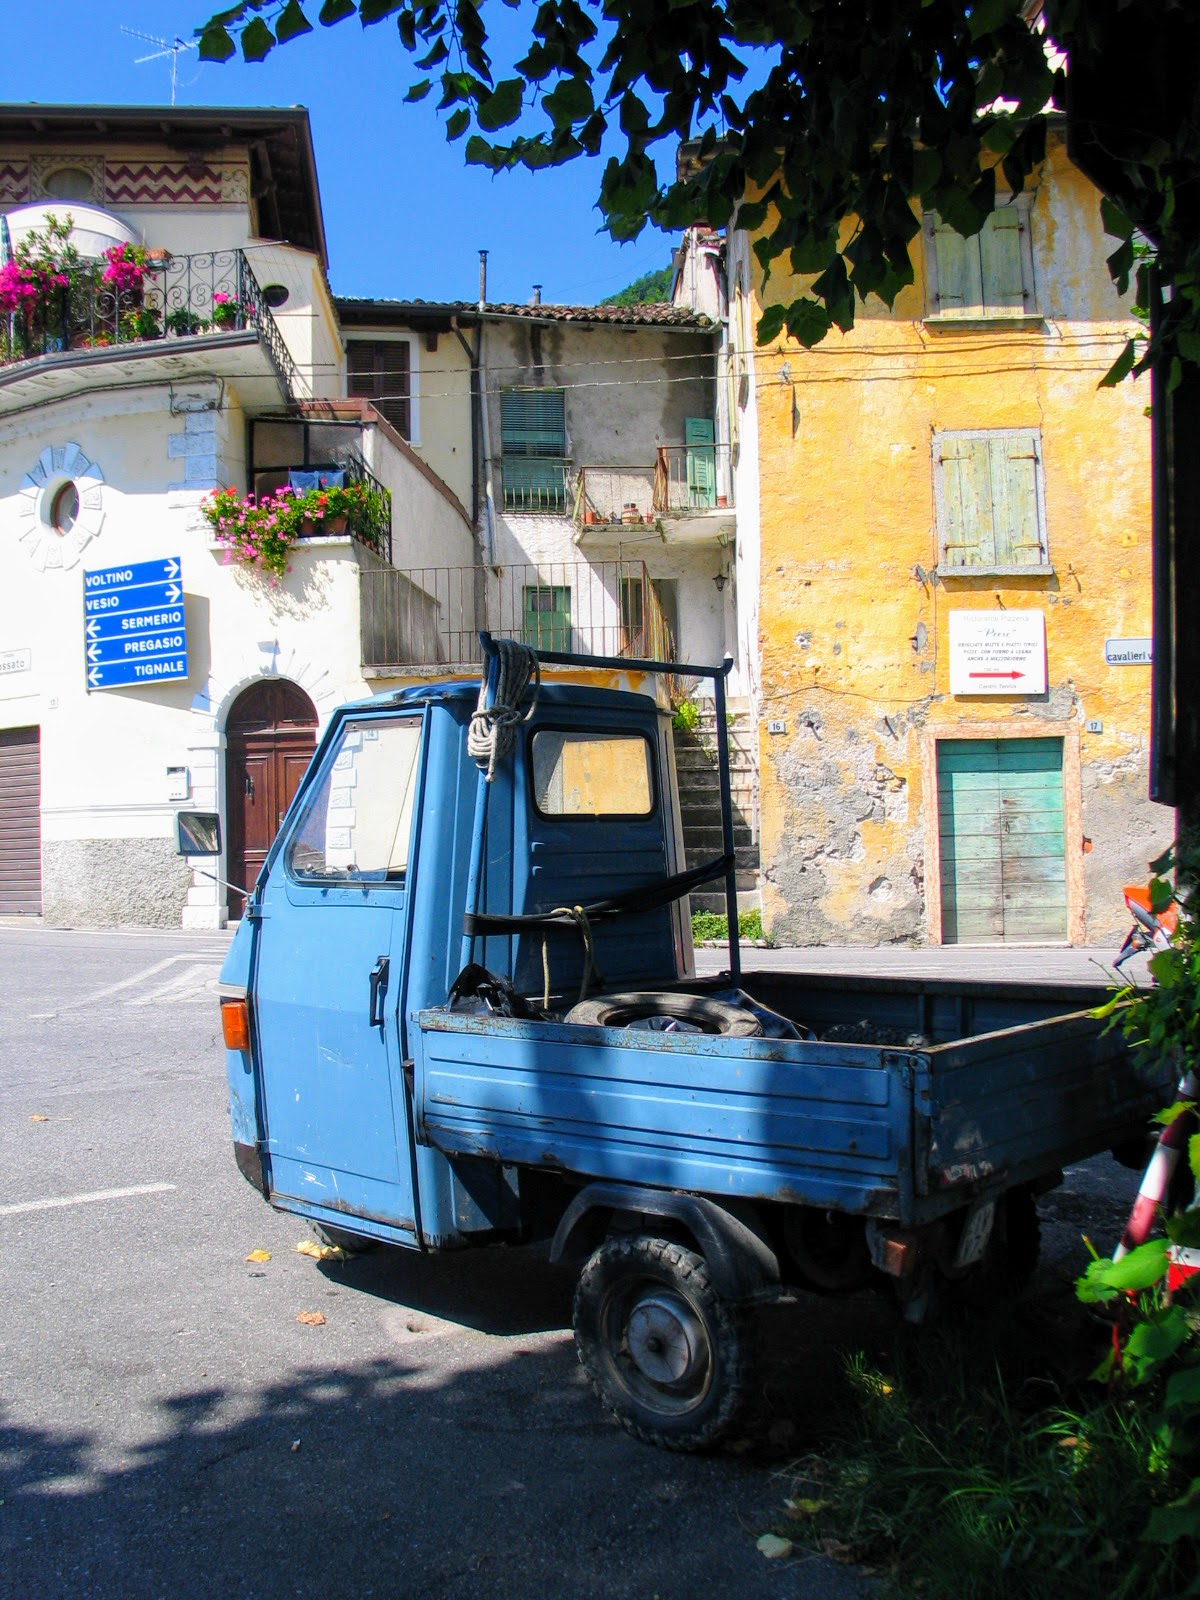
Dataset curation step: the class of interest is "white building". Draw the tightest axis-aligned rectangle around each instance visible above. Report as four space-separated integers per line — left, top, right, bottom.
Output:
0 105 473 927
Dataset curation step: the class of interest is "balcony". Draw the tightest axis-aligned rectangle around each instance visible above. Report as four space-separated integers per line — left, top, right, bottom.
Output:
248 416 393 562
0 248 300 416
360 560 675 675
574 444 735 547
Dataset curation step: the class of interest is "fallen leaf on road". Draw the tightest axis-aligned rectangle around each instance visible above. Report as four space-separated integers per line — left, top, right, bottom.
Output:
29 1114 49 1123
291 1439 301 1452
756 1534 793 1561
296 1310 326 1326
245 1249 271 1263
820 1537 857 1563
296 1238 345 1261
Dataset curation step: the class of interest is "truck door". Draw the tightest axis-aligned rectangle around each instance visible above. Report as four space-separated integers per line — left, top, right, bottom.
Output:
252 713 423 1236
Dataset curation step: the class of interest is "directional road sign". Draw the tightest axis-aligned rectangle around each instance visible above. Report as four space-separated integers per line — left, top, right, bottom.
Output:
82 557 189 691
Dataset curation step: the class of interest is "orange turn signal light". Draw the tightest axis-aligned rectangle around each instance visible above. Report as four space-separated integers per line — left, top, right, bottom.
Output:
221 998 251 1052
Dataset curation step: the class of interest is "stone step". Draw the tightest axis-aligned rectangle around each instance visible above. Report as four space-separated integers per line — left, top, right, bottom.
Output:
685 844 759 871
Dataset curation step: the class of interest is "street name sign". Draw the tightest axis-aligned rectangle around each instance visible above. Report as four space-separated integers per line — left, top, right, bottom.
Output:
949 610 1047 696
82 557 189 691
1105 637 1153 666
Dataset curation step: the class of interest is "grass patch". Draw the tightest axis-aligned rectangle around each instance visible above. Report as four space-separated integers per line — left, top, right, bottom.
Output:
783 1316 1191 1599
691 908 766 943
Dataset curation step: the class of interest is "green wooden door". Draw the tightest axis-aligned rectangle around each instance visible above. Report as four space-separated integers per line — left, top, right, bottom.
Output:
937 738 1067 943
522 585 571 651
685 416 716 509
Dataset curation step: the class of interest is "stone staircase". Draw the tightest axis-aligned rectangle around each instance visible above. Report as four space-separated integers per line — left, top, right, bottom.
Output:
671 698 760 914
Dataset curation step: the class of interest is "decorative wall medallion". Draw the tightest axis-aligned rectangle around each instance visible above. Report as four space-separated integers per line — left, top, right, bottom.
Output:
30 154 104 203
15 443 105 571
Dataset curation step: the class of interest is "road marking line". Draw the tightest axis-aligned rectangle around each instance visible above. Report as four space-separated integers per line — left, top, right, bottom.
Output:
0 1182 176 1217
29 955 222 1018
125 964 221 1007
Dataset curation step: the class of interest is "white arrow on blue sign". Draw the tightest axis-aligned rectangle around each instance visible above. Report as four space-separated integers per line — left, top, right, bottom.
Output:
82 557 189 691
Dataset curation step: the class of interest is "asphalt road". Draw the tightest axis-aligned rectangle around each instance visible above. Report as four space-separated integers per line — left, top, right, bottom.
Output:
0 925 1142 1600
0 924 883 1600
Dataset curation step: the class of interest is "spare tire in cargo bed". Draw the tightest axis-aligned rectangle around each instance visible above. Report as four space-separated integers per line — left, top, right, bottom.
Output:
563 991 762 1037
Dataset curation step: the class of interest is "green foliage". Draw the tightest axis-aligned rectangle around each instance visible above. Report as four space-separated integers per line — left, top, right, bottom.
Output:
600 264 674 306
691 908 766 943
787 1327 1196 1598
201 478 389 580
192 1 1200 383
671 697 700 732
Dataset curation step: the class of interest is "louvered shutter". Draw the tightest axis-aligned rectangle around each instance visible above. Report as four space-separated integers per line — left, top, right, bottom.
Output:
979 207 1026 312
347 341 411 439
501 390 567 510
685 416 716 508
932 217 983 315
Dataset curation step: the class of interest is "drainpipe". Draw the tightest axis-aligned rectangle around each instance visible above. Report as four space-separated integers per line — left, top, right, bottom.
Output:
476 250 497 566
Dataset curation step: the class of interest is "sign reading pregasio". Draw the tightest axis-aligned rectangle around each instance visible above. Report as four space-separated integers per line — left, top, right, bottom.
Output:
949 610 1047 696
1105 637 1153 666
82 558 189 691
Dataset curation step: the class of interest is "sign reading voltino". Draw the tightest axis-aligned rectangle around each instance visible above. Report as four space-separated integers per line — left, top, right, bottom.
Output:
82 558 189 691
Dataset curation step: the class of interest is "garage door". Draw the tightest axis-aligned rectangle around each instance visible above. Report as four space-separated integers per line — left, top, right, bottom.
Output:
0 726 41 915
937 737 1067 943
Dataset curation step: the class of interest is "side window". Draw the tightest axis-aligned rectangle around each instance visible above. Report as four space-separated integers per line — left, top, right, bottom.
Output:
531 731 654 817
522 584 571 651
289 716 422 882
924 197 1036 320
347 339 413 439
933 429 1050 574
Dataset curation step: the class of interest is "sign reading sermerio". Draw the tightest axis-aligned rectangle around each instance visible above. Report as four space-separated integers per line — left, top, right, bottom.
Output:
82 558 188 691
949 610 1047 696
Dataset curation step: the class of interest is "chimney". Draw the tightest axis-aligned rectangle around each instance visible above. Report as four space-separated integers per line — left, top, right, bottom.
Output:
478 249 488 311
531 284 542 305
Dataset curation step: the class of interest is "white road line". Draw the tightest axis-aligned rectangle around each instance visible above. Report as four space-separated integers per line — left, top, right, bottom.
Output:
29 954 222 1018
125 964 222 1007
0 1182 176 1217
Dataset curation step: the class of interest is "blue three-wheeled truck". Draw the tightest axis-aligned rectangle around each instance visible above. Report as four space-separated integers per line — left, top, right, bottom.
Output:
188 638 1165 1450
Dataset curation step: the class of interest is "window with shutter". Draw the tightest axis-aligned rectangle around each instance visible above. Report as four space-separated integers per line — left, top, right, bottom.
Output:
501 389 568 511
933 429 1050 574
924 196 1036 321
347 340 412 439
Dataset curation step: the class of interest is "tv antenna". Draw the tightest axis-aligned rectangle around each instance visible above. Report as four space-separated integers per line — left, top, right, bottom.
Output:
121 27 200 106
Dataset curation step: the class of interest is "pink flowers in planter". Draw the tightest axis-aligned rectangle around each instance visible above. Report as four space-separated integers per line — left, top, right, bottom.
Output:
0 258 68 314
101 242 149 295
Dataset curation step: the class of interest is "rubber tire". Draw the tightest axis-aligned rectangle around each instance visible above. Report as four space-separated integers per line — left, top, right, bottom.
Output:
564 991 762 1037
573 1234 755 1451
953 1186 1041 1308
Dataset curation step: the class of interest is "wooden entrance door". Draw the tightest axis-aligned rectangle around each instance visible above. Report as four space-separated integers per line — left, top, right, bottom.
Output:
937 737 1068 943
225 681 317 917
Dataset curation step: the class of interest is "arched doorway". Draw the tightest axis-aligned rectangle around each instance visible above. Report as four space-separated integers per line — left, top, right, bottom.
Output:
225 680 318 917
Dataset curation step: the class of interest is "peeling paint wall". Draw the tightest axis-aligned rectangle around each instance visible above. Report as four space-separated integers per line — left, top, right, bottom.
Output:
751 132 1171 946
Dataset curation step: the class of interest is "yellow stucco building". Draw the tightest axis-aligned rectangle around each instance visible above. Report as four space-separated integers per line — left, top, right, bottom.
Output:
734 126 1169 946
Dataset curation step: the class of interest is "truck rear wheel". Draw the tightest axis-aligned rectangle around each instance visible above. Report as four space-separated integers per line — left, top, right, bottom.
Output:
573 1234 754 1451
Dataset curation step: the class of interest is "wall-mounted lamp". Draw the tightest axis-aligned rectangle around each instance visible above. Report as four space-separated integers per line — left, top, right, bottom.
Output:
713 571 727 592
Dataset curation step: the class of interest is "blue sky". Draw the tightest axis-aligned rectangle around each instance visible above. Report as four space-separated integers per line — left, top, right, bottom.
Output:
0 2 680 306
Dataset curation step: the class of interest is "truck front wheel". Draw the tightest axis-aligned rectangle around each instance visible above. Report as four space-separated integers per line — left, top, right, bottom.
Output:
573 1234 754 1451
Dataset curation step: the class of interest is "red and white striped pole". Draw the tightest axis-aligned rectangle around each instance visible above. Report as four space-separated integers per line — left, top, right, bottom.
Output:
1115 1069 1200 1260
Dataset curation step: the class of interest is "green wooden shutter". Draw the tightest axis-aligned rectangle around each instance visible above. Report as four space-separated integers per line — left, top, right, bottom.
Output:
938 432 1044 570
938 435 995 567
979 207 1026 313
522 585 571 651
937 738 1066 944
502 390 567 510
685 416 716 508
933 217 983 315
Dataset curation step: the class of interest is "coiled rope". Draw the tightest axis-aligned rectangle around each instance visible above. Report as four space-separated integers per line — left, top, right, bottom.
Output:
467 639 540 782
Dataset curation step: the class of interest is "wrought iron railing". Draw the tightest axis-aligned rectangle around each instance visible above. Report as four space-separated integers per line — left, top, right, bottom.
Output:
360 560 675 673
283 451 393 563
0 247 301 401
575 443 734 526
501 456 571 512
344 454 392 563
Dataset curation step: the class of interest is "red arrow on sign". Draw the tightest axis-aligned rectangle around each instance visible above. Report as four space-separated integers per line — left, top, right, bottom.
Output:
969 670 1025 680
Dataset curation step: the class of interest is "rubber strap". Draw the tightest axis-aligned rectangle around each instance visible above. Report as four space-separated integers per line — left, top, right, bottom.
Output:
462 852 734 937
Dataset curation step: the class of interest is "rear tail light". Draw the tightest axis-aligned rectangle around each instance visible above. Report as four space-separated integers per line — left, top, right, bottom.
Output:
221 998 251 1052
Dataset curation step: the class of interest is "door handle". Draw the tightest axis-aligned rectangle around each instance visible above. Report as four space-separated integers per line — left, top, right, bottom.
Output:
368 956 390 1028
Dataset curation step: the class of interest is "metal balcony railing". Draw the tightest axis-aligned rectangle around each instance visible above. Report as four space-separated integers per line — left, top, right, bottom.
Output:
0 247 300 401
361 560 676 673
575 443 733 527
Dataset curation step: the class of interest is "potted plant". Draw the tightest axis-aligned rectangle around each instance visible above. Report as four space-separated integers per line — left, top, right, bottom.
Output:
121 305 161 341
200 484 302 583
211 291 243 330
165 306 205 337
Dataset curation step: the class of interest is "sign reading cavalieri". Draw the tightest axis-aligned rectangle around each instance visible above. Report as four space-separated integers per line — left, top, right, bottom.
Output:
82 558 189 691
949 610 1048 696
